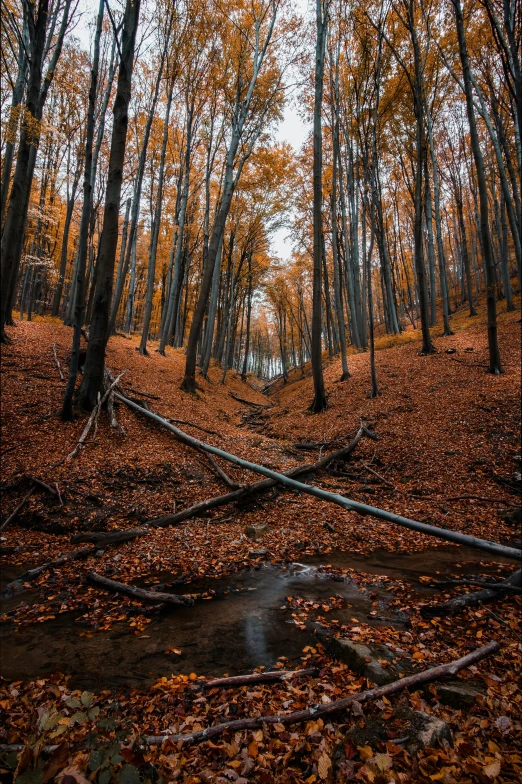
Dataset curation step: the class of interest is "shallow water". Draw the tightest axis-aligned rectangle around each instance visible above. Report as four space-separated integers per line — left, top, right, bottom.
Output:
0 545 514 690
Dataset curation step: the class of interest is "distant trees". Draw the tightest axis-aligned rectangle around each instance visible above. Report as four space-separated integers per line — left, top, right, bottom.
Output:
0 0 518 399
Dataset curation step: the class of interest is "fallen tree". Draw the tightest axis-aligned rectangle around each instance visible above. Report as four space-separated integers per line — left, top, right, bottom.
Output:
229 392 271 408
144 641 499 747
421 569 522 618
146 424 376 527
115 393 522 561
86 572 194 607
70 528 148 547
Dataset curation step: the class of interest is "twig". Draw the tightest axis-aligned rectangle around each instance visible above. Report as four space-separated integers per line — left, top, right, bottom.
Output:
203 452 241 489
483 607 522 641
442 495 514 504
52 342 64 380
144 642 499 747
450 357 489 368
360 462 397 489
55 483 63 506
229 392 271 408
121 385 160 401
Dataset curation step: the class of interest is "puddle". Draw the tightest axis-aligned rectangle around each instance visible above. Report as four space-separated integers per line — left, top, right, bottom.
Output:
0 545 516 691
301 544 516 583
0 563 393 690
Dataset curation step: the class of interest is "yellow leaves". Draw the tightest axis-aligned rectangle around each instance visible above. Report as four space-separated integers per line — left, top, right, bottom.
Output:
248 740 258 757
165 647 182 655
413 651 425 660
317 751 331 780
306 718 324 735
358 745 373 761
482 759 501 779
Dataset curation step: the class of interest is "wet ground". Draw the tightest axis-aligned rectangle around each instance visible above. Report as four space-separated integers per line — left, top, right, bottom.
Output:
0 545 516 691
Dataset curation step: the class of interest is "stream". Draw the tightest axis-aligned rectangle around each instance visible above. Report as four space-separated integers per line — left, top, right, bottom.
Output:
0 545 514 691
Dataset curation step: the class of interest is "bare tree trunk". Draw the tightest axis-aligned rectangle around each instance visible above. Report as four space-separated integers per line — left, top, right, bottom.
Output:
61 0 105 420
78 0 142 411
1 0 72 341
310 0 328 413
0 5 29 229
451 0 502 373
140 75 175 354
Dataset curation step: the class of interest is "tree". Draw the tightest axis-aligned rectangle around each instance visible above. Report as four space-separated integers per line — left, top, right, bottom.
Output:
451 0 503 374
310 0 328 413
1 0 74 341
78 0 142 411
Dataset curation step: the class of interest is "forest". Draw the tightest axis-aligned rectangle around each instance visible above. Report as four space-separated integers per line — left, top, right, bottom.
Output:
0 0 521 782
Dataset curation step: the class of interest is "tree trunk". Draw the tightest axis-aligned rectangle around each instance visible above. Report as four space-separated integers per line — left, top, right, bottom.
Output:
451 0 503 373
140 76 175 354
78 0 141 411
310 0 328 413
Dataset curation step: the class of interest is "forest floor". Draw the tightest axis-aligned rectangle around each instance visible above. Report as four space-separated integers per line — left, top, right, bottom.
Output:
0 302 521 783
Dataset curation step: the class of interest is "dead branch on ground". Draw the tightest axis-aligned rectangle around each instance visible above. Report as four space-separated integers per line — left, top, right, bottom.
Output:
421 569 521 618
144 642 499 747
52 343 64 381
87 572 194 607
194 668 317 690
145 425 375 528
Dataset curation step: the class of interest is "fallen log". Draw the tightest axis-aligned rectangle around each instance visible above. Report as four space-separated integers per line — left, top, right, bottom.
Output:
116 394 522 562
229 392 270 408
421 569 521 618
86 572 194 607
145 425 375 527
429 577 522 593
17 547 96 582
71 528 148 547
144 641 499 747
195 668 317 690
1 547 97 596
